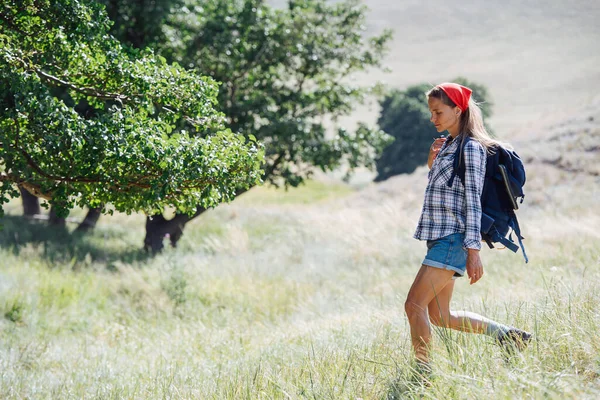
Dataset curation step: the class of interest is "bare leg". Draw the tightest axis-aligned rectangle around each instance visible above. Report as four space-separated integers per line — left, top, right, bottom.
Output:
427 279 534 359
404 265 455 363
428 280 507 335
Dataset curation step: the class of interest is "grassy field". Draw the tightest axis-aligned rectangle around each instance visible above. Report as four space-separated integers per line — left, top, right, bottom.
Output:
2 1 600 398
1 111 599 398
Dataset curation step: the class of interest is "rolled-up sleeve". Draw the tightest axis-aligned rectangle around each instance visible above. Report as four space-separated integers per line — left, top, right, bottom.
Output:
463 141 486 250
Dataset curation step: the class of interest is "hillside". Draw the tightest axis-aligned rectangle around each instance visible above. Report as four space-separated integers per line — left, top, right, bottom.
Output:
271 0 600 138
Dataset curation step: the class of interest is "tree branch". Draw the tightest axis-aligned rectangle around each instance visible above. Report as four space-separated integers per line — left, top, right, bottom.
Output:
35 69 131 103
0 173 53 200
11 53 211 129
13 117 103 184
35 67 209 127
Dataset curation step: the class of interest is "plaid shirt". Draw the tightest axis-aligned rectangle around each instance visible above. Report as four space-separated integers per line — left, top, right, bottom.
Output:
414 136 486 250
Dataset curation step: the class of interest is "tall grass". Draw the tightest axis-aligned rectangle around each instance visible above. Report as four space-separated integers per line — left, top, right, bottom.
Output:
1 172 599 399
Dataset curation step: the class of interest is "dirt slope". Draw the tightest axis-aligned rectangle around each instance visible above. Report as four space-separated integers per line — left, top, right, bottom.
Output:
271 0 600 138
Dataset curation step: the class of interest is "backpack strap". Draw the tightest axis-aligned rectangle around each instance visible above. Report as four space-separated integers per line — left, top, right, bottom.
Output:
483 236 494 249
509 217 529 263
494 233 520 253
487 227 519 252
486 217 529 263
447 135 470 187
482 217 529 264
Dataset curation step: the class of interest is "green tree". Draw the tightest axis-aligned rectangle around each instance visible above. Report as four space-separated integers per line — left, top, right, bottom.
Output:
102 0 183 49
10 0 393 252
137 0 393 251
0 0 263 218
375 78 493 181
30 0 188 231
68 0 187 231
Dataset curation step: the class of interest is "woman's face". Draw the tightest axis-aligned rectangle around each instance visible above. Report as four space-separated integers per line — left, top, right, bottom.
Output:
428 97 460 134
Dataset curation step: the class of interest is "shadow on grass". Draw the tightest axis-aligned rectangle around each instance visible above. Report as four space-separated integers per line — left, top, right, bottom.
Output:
0 215 151 266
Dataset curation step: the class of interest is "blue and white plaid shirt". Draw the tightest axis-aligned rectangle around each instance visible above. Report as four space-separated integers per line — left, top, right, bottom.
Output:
414 136 486 250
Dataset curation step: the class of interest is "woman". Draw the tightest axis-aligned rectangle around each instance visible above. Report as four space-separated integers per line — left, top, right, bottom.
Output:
406 82 531 372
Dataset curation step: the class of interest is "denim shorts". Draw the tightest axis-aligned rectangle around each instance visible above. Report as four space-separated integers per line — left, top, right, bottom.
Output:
423 233 467 278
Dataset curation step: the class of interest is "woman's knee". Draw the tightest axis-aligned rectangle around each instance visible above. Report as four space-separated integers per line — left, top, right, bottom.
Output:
404 298 427 323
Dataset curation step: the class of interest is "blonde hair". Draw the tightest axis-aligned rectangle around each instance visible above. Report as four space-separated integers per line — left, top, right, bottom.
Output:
427 86 510 152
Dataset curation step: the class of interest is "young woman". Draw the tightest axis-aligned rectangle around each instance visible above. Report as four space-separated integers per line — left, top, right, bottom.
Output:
406 82 531 370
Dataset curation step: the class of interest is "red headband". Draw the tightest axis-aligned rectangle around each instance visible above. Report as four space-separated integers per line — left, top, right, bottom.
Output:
437 82 472 112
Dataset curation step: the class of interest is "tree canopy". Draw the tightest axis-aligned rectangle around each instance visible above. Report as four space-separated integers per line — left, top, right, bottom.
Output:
101 0 184 49
0 0 264 217
375 78 493 181
123 0 394 252
4 0 393 252
162 0 393 186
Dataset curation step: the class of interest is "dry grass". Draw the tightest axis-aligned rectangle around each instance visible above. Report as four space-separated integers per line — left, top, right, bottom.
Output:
2 1 600 398
1 109 599 398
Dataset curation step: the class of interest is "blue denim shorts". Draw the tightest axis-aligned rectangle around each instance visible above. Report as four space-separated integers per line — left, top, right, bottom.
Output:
423 233 467 278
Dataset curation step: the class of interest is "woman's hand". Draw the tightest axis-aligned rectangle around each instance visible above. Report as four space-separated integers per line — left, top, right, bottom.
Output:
428 137 446 169
466 248 484 285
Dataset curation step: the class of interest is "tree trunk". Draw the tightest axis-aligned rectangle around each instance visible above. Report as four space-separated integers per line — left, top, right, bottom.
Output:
19 186 41 216
48 206 66 227
74 207 102 233
143 207 207 253
143 187 251 254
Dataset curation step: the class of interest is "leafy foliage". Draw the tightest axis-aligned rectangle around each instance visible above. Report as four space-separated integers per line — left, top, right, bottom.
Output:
101 0 184 49
162 0 393 186
0 0 264 217
375 78 493 181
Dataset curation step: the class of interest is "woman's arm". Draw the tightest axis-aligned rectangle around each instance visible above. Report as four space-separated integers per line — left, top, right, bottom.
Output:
463 140 486 284
463 140 486 250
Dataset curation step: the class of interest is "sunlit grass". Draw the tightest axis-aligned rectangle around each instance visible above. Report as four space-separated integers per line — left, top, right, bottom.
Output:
235 179 355 205
1 168 600 399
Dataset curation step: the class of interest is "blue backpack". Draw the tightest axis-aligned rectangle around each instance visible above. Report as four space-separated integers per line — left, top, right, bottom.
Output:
448 137 529 263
